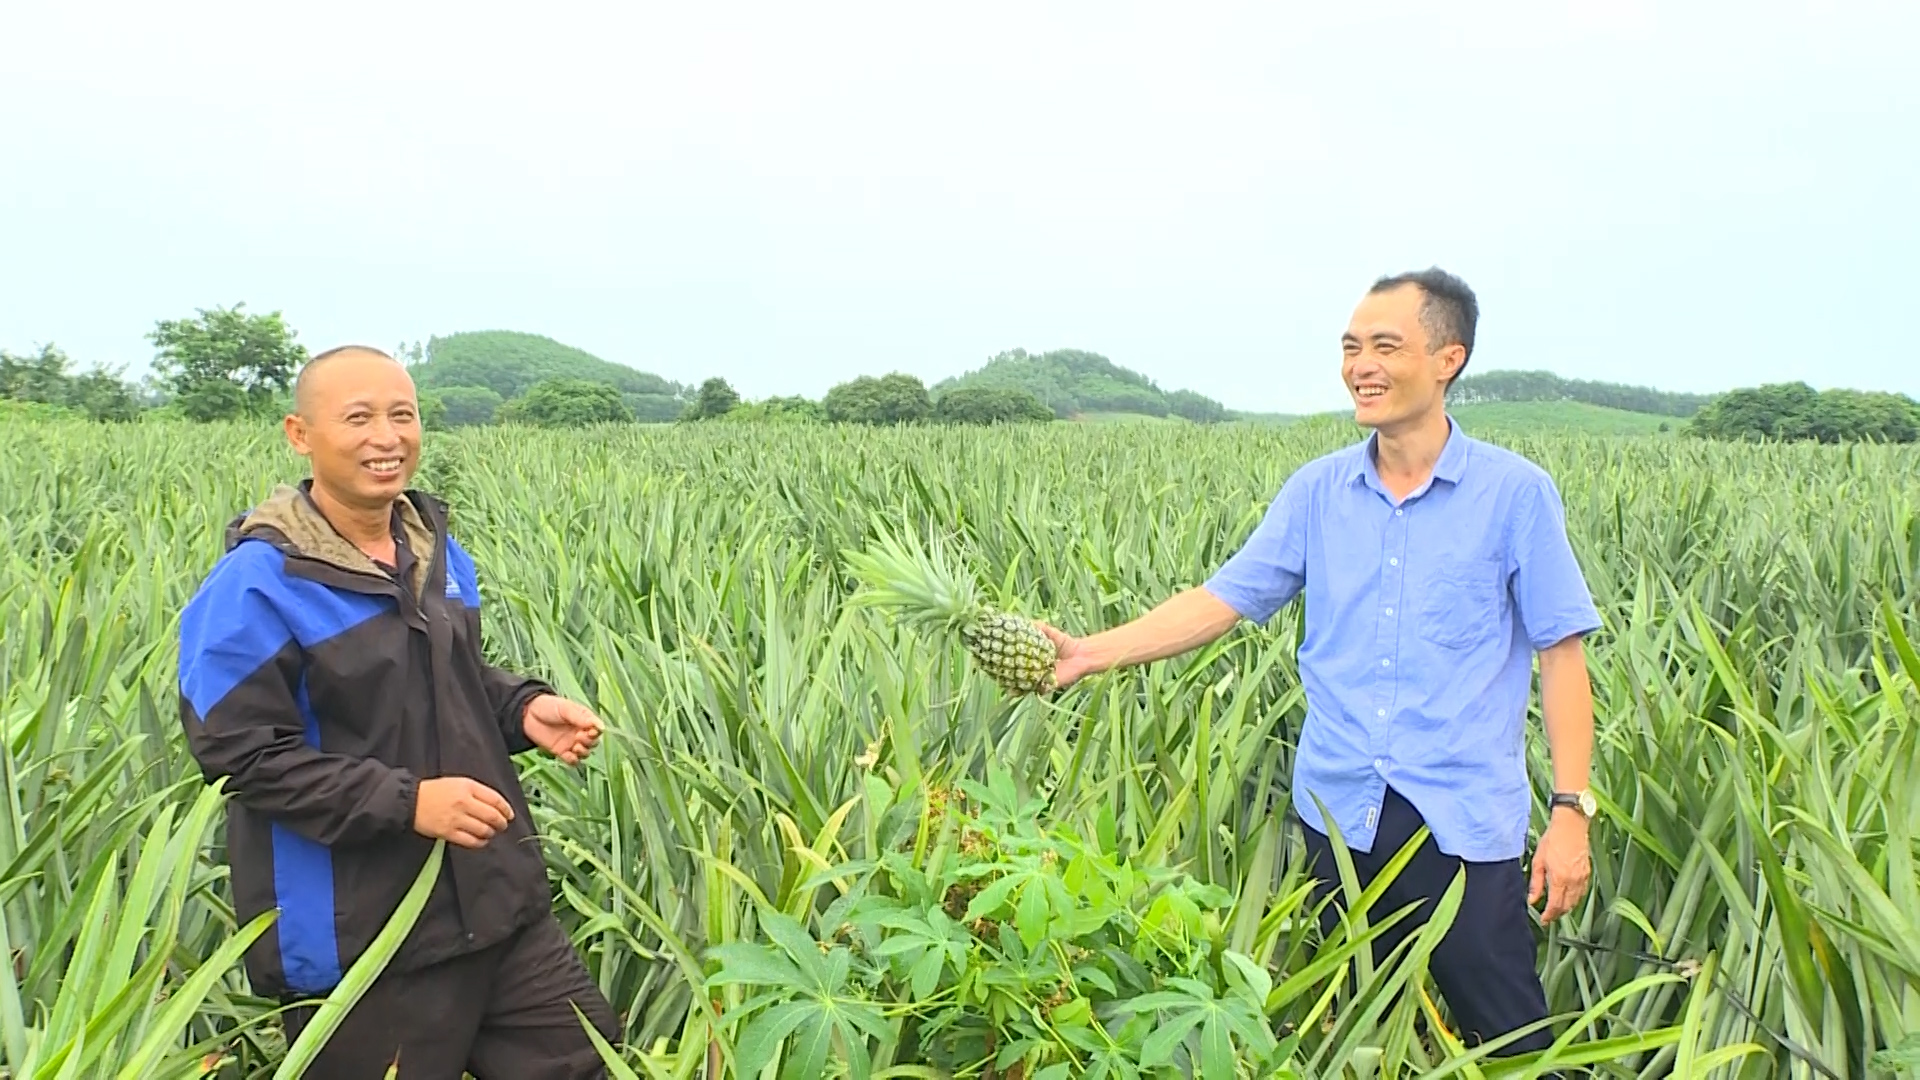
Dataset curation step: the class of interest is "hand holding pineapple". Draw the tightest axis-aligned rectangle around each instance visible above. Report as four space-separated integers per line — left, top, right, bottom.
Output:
1033 621 1098 691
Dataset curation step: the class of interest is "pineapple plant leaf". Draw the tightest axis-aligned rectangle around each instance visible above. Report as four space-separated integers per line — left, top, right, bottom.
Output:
842 519 1059 696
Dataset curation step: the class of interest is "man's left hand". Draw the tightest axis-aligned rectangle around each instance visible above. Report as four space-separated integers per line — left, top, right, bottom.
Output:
1529 811 1592 924
521 694 604 766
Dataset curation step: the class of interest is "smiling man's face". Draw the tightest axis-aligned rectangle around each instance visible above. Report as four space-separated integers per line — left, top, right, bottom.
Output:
284 348 422 511
1340 282 1464 432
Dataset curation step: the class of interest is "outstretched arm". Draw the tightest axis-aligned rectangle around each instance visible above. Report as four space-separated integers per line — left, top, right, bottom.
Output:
1046 475 1309 689
1044 587 1242 687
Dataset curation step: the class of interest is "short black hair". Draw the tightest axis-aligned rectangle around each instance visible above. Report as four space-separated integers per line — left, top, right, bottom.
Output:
1369 268 1478 384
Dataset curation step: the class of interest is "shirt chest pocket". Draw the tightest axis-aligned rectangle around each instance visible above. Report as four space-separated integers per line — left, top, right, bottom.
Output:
1414 556 1509 651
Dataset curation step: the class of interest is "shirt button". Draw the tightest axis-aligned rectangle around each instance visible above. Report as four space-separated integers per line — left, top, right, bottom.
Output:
1395 509 1403 516
1376 708 1385 717
1390 558 1399 566
1381 658 1391 666
1384 607 1394 615
1374 758 1385 769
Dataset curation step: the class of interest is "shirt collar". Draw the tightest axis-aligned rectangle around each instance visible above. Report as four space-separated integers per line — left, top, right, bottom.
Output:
1350 413 1470 493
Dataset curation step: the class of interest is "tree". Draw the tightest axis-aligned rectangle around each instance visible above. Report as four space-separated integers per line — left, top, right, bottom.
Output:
722 396 825 423
494 378 632 428
436 386 504 426
149 304 305 421
1448 369 1713 417
823 373 933 425
0 344 73 404
418 391 450 432
174 378 251 422
1 344 142 422
1687 382 1919 444
933 386 1054 425
624 392 684 422
685 377 742 421
1165 389 1228 424
68 368 140 422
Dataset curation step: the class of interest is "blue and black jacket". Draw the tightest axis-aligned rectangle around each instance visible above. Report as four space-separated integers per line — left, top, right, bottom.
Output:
177 481 556 999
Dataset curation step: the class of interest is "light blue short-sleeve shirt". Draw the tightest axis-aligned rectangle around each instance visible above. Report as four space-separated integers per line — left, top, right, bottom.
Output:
1204 415 1602 862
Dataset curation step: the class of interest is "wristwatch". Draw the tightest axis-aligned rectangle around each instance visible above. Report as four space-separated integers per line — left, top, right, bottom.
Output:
1550 789 1598 819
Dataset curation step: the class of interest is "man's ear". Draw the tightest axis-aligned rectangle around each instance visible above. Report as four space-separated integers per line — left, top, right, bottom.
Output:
283 413 311 456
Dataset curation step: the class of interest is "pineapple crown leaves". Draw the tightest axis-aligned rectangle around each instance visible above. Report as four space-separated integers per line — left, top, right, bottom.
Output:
838 517 989 636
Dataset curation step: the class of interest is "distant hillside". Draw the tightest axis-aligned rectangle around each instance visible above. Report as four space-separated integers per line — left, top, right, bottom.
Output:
1448 400 1677 435
1449 369 1712 417
412 330 691 421
932 349 1230 423
1235 400 1679 437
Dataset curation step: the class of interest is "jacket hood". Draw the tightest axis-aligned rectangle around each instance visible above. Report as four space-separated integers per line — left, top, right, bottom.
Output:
226 481 439 599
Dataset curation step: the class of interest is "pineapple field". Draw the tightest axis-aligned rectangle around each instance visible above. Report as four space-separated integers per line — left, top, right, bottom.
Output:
3 414 1919 1079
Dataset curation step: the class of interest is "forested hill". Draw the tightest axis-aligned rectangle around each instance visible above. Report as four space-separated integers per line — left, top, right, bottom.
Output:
931 348 1230 422
410 330 691 422
1448 369 1712 417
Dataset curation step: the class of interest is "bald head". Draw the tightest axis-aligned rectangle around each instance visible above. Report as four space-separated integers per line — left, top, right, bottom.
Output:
283 344 424 510
293 345 411 418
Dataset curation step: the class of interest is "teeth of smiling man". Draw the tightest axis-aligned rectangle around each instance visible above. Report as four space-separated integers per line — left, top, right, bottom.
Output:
367 459 402 476
1357 387 1387 398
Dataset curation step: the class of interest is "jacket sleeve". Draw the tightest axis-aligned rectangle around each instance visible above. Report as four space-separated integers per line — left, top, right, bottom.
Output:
178 553 419 846
483 663 553 756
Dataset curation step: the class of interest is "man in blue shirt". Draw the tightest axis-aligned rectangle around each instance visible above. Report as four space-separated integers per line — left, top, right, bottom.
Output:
1040 268 1601 1054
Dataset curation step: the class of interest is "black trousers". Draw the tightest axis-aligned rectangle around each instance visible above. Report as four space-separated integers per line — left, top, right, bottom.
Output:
282 913 622 1079
1300 785 1554 1055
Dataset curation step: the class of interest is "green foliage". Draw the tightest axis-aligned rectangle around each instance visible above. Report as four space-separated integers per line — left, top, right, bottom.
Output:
824 372 933 425
0 343 74 404
1164 388 1228 424
708 765 1309 1077
933 348 1228 421
0 344 142 422
435 385 505 427
933 385 1054 425
5 416 1917 1077
1687 381 1920 443
148 303 304 421
418 391 450 432
493 377 633 428
172 378 252 423
1449 369 1714 417
413 330 687 402
0 397 81 422
623 392 683 423
723 395 827 423
685 377 742 421
69 369 141 422
1446 401 1678 436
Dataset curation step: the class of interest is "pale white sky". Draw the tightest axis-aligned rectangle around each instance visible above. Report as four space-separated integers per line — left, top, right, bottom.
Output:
3 0 1914 414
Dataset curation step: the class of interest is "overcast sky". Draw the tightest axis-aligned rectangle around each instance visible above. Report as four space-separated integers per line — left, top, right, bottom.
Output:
3 0 1914 415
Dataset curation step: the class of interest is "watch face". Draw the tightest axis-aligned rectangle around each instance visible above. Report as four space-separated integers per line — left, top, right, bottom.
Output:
1579 791 1597 817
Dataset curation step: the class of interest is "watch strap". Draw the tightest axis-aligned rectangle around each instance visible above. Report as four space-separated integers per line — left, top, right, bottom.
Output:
1550 791 1592 816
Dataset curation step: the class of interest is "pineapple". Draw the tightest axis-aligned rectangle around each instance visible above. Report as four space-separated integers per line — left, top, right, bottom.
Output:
842 521 1059 695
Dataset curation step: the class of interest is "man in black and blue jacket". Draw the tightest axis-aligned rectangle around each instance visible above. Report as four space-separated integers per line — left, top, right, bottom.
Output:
178 345 620 1078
